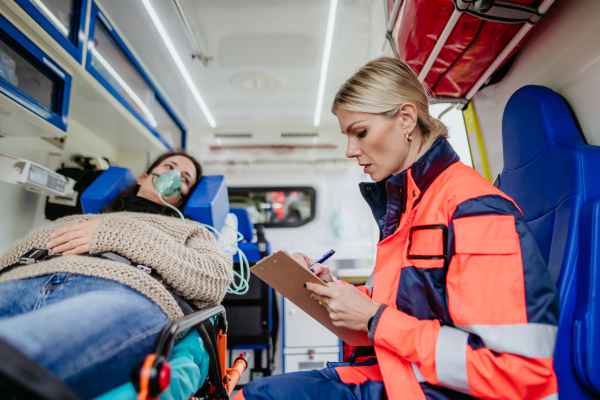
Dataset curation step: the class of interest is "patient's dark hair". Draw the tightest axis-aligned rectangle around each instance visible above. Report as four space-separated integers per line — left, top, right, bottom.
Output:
101 151 203 217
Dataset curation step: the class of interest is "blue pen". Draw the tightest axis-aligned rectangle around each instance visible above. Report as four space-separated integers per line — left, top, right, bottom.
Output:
309 249 335 272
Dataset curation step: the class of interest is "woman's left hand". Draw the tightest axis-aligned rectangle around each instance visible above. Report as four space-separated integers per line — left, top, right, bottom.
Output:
47 219 101 255
306 281 380 332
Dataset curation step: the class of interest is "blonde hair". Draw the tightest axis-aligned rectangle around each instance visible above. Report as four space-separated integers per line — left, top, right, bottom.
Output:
331 57 448 159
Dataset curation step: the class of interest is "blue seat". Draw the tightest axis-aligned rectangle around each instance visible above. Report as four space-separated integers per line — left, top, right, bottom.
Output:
498 85 600 398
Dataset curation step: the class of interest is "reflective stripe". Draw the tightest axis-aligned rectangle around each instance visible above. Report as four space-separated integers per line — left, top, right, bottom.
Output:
412 363 426 383
456 323 557 359
540 394 558 400
364 270 374 296
435 326 470 395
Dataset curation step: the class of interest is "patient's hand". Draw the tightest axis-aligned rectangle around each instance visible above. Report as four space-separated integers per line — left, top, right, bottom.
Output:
293 252 334 283
47 219 101 255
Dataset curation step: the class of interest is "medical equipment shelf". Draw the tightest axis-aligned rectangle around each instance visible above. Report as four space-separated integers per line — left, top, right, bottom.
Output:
384 0 557 104
0 1 184 155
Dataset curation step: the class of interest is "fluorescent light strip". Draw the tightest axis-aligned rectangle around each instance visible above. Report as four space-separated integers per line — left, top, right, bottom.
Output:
31 0 68 36
313 0 339 127
91 47 158 127
140 0 216 128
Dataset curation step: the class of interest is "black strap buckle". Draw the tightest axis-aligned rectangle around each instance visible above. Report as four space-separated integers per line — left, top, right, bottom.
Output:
406 225 448 260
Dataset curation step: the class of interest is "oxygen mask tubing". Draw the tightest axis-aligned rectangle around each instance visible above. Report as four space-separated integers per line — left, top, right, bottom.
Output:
149 169 250 295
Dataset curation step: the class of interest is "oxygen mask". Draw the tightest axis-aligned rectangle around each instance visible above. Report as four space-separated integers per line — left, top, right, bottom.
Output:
150 169 186 222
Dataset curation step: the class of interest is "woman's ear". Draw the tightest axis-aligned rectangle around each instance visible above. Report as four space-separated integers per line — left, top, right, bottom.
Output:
397 103 419 134
137 172 148 186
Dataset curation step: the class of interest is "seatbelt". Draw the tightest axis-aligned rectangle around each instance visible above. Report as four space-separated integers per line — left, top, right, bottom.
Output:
0 338 81 400
0 250 152 278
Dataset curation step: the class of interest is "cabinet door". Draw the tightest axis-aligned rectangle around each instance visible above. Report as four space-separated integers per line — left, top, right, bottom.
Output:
284 352 340 374
284 297 339 348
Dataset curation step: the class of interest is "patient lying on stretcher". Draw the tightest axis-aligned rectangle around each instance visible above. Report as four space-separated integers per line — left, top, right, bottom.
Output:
0 151 233 399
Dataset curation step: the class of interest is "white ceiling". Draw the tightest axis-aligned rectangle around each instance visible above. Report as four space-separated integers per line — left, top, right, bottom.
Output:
94 0 387 135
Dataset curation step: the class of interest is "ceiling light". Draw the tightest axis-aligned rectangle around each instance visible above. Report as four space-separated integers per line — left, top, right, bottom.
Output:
91 47 158 127
313 0 339 127
140 0 216 128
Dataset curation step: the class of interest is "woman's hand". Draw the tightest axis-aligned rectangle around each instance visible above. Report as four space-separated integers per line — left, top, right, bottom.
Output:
47 220 101 255
293 252 334 283
306 281 380 332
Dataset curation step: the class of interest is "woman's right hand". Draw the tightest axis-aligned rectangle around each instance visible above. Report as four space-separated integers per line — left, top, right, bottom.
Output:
293 252 334 283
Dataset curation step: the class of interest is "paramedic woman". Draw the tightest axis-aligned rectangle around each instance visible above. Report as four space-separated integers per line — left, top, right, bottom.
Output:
236 57 560 400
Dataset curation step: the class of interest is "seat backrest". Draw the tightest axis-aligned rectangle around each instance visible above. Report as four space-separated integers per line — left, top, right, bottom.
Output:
81 167 230 232
498 85 600 398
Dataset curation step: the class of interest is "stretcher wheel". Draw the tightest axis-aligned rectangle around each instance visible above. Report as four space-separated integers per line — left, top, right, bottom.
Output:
132 354 171 400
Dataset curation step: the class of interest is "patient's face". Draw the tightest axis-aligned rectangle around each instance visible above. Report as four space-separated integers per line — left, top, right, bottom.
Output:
137 155 198 207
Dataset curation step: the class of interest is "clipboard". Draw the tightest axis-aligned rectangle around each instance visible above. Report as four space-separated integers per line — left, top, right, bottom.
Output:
250 250 371 346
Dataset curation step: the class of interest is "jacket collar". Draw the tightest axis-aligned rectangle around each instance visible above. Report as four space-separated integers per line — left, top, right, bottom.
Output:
360 136 459 239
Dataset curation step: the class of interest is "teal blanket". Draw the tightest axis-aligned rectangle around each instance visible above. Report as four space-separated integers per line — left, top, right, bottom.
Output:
93 329 210 400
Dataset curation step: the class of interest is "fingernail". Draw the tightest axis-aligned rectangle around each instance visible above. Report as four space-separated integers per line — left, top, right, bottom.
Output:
46 242 52 248
303 283 307 288
323 280 328 283
51 232 56 238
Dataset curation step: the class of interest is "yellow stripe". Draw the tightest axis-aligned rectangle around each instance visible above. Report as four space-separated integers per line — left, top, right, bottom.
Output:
462 102 492 182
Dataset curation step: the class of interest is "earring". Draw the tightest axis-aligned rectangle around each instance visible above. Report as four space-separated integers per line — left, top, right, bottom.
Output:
405 133 412 142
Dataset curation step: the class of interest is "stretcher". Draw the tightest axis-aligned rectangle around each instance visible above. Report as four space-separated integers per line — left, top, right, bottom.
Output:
0 168 248 399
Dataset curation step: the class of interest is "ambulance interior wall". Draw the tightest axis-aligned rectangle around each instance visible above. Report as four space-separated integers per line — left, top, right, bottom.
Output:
472 0 600 178
0 118 122 255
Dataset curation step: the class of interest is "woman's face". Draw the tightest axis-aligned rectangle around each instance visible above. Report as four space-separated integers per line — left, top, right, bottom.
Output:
137 155 198 206
338 107 418 182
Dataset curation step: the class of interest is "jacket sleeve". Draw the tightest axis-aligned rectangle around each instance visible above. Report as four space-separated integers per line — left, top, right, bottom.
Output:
89 215 233 307
371 195 559 400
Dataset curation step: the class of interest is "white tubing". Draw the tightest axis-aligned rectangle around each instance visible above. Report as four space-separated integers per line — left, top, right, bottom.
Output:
465 0 556 100
418 8 463 82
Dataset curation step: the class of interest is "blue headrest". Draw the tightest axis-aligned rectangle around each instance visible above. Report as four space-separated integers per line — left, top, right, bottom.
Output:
81 167 229 231
502 85 585 169
81 167 136 214
229 207 254 243
183 175 229 232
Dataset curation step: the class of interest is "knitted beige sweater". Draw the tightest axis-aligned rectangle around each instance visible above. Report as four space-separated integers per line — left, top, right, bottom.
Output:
0 212 233 321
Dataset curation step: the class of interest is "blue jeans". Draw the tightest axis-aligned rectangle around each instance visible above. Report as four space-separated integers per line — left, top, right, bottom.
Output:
0 273 169 399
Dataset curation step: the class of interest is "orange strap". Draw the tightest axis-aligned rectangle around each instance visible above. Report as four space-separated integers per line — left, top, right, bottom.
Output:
137 354 157 400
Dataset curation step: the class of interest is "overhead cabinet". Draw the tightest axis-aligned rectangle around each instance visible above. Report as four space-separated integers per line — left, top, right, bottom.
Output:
85 2 185 150
0 11 71 132
13 0 88 63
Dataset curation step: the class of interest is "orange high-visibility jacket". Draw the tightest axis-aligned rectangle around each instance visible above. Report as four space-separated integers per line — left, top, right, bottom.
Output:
355 137 559 400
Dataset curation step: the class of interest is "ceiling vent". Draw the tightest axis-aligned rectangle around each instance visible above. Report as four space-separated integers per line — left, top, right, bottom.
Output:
280 132 319 139
214 133 253 139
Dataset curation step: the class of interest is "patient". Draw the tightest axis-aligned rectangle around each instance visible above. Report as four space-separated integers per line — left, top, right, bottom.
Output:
0 151 233 399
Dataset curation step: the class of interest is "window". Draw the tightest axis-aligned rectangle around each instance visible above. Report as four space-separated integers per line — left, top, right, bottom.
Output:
0 13 71 131
14 0 88 62
86 3 185 149
430 103 473 167
229 187 316 228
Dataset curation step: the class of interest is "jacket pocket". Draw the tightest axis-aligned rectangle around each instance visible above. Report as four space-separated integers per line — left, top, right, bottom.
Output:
454 215 519 255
